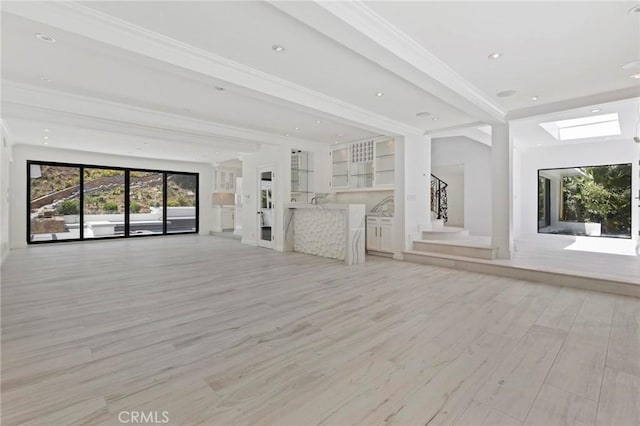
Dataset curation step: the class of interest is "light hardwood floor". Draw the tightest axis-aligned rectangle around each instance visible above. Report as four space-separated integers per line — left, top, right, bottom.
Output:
1 236 639 425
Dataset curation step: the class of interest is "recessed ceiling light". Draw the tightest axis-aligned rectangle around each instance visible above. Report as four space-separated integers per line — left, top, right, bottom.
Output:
294 127 300 130
416 112 431 117
496 90 517 98
334 141 338 144
285 133 290 137
42 128 49 132
43 136 49 140
530 96 539 101
375 92 384 97
630 73 640 79
315 120 321 124
43 141 49 145
629 4 640 13
39 76 52 82
432 117 439 121
272 45 285 53
215 86 224 91
35 33 56 43
590 109 601 113
488 52 502 60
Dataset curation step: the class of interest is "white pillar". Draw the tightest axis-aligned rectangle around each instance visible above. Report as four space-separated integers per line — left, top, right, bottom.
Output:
393 133 431 259
491 123 513 259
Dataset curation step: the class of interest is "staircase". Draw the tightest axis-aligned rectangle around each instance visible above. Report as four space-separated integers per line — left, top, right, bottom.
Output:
404 173 498 264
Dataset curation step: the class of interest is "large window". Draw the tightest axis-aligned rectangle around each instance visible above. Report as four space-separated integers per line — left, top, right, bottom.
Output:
166 173 197 233
27 161 199 244
29 164 81 242
83 168 126 239
130 171 164 236
538 163 631 238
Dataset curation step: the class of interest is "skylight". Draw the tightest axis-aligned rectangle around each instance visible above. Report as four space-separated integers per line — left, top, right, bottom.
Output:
539 113 621 141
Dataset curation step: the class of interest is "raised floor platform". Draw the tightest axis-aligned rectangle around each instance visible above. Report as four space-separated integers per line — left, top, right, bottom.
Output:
405 236 640 298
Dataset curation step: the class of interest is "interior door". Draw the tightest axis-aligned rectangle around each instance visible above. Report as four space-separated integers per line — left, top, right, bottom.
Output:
258 168 275 249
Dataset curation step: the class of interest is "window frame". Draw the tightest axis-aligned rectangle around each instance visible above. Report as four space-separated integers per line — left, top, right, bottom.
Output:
27 160 199 245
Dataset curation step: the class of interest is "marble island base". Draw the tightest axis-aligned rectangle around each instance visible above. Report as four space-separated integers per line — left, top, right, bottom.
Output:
284 203 366 265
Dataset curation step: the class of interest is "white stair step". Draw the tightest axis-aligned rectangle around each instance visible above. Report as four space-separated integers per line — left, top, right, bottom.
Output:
413 240 497 260
431 218 445 228
422 227 469 240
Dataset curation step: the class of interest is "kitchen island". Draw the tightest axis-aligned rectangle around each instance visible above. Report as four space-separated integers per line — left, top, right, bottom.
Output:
284 203 366 265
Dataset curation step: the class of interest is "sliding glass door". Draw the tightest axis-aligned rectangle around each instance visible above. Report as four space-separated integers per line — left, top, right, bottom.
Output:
28 164 81 242
166 173 198 233
129 171 164 236
27 161 199 244
83 168 126 239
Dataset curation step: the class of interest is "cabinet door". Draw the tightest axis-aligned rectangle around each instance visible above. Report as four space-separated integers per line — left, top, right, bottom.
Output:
331 147 349 188
379 219 393 252
366 219 379 251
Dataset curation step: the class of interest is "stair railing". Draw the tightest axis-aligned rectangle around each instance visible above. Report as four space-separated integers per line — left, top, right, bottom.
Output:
430 174 448 223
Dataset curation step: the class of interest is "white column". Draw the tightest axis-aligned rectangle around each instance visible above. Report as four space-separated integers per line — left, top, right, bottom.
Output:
393 133 431 259
491 123 513 259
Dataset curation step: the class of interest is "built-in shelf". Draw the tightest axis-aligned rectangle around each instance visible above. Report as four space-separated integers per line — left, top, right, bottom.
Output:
330 138 395 190
292 150 314 203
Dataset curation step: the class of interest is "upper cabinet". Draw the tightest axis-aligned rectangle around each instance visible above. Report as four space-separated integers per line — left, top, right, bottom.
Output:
291 150 314 203
214 167 238 193
330 138 395 191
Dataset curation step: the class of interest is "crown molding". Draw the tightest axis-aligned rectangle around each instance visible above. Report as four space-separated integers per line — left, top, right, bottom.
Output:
1 81 325 150
2 2 420 137
270 0 506 124
506 87 640 121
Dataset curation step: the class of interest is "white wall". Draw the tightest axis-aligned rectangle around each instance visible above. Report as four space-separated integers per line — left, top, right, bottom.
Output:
518 138 639 242
394 134 430 255
432 165 464 227
0 125 12 263
335 190 394 214
432 137 492 236
10 144 214 249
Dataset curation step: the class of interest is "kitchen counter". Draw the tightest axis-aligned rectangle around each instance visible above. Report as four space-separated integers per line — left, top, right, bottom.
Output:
284 203 365 265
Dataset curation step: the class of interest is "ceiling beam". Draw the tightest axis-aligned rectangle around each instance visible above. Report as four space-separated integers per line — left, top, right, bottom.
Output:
2 2 421 137
1 81 324 151
506 87 640 121
269 0 506 125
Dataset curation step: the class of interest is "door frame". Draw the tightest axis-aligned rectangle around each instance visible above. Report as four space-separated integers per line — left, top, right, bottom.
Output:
257 165 276 249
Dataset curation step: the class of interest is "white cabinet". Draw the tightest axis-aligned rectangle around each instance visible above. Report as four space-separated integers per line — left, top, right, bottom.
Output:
366 216 394 254
330 138 395 191
214 168 238 193
212 206 234 232
291 150 314 203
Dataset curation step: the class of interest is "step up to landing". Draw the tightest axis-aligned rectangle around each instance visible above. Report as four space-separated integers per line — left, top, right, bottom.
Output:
413 239 498 260
401 250 640 298
422 227 469 240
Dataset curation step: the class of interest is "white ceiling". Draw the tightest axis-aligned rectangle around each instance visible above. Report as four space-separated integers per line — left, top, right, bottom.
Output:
79 1 476 130
1 1 638 163
367 1 640 112
512 97 640 148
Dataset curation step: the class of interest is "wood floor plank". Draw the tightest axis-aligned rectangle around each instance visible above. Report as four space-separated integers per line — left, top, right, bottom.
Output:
474 325 567 422
595 367 640 426
606 296 640 376
455 400 521 426
524 383 597 426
